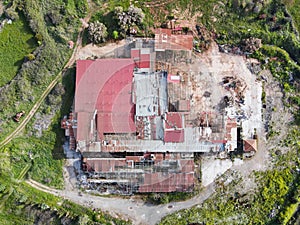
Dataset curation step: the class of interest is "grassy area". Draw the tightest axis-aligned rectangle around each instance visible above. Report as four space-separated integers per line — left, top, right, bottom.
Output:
0 0 82 143
285 0 300 33
0 12 37 87
160 129 300 225
145 191 197 205
2 133 64 189
6 68 76 188
0 181 130 224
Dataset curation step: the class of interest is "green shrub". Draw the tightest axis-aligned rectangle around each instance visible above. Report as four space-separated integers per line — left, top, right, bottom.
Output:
26 53 35 61
112 30 119 40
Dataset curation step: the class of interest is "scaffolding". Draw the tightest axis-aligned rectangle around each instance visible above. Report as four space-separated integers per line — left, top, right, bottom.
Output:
82 152 195 195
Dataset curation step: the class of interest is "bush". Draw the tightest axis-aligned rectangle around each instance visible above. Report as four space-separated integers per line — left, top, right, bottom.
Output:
74 0 88 18
112 30 119 40
26 53 35 61
88 21 108 44
4 7 19 20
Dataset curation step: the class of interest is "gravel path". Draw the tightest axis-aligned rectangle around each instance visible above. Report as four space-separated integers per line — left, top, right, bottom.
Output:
0 11 91 149
26 179 215 225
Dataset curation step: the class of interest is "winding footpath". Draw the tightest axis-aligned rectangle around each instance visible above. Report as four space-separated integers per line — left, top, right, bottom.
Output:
0 6 217 224
0 13 90 149
26 179 215 225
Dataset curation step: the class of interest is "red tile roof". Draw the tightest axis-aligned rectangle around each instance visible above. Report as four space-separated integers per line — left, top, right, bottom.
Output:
131 49 151 68
244 139 257 152
164 112 184 142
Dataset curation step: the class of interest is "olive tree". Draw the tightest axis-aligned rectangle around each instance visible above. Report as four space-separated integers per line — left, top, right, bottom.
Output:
115 5 145 36
88 21 108 44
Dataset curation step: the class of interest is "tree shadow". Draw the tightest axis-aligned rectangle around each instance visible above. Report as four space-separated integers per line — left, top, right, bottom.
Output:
52 67 76 160
26 36 37 46
99 11 119 39
13 58 24 67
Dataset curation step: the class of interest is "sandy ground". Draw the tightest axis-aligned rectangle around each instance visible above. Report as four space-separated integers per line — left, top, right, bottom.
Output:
201 157 243 186
76 40 127 60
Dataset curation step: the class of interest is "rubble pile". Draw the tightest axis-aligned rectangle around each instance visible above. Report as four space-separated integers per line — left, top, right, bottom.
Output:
223 76 246 103
218 44 243 55
219 37 262 55
241 37 262 53
221 76 248 121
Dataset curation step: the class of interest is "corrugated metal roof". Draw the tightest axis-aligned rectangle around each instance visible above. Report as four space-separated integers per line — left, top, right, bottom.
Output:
225 118 237 141
138 172 194 192
165 112 183 129
155 28 193 51
181 159 194 172
84 158 126 172
83 153 194 193
76 112 93 141
134 72 168 117
75 59 136 141
164 130 185 143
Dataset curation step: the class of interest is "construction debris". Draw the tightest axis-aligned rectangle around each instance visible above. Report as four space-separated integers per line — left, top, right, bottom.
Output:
13 111 25 122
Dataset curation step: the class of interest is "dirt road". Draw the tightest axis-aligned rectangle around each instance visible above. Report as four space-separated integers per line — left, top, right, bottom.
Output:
0 74 61 148
0 12 91 149
26 179 215 225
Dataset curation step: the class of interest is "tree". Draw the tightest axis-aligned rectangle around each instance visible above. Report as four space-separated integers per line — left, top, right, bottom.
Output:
115 5 145 36
52 83 65 96
87 21 108 44
127 5 145 25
